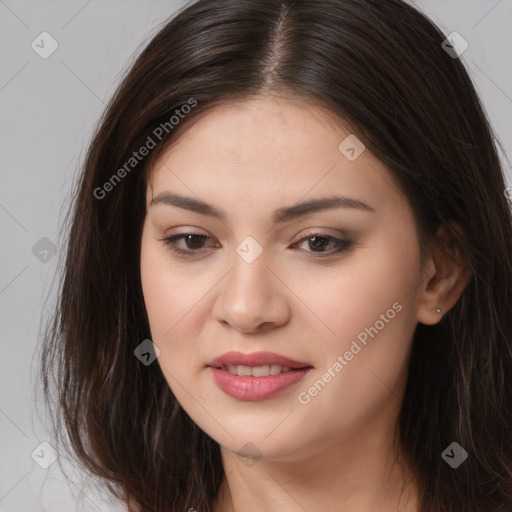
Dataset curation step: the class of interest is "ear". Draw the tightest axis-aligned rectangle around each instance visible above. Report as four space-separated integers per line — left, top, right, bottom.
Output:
416 222 472 325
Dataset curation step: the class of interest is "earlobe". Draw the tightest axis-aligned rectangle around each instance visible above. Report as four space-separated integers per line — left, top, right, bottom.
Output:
416 222 472 326
417 303 444 326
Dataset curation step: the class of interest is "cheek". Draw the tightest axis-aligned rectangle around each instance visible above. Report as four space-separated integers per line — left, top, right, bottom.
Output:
296 230 421 426
139 228 202 362
297 231 421 347
140 244 201 404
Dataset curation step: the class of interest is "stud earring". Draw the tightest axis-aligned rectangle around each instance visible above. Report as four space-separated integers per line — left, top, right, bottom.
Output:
435 307 442 313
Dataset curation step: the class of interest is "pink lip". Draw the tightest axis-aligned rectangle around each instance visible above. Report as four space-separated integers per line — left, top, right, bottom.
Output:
206 351 313 401
206 350 312 369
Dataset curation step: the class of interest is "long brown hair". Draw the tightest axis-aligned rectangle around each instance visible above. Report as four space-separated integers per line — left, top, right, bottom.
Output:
38 0 512 510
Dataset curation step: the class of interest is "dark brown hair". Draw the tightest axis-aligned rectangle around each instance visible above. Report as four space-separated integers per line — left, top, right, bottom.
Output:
38 0 512 510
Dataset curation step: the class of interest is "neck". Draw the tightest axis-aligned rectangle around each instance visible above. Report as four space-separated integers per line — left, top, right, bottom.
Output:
213 421 420 512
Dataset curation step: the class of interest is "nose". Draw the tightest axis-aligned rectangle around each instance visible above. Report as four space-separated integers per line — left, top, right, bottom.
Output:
212 248 291 334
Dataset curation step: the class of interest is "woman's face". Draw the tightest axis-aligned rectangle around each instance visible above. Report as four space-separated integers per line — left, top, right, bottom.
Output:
140 96 429 462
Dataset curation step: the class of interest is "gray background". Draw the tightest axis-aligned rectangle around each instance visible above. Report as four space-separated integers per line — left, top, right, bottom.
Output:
1 1 511 511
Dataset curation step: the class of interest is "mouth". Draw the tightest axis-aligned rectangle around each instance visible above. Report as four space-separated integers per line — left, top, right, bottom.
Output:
206 350 313 371
206 351 314 401
211 363 312 377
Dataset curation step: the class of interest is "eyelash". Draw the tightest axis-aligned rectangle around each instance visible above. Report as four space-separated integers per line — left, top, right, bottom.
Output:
159 231 352 258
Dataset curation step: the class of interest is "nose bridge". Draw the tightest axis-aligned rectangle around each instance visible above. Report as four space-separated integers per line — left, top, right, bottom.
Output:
229 237 273 305
213 236 289 332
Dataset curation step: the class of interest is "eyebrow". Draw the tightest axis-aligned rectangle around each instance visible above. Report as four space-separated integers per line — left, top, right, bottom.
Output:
149 192 375 223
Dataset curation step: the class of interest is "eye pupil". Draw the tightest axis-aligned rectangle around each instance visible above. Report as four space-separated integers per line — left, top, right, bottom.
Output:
186 234 207 249
309 236 330 251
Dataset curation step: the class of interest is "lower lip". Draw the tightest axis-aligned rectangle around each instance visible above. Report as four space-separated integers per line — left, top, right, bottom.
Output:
208 366 312 401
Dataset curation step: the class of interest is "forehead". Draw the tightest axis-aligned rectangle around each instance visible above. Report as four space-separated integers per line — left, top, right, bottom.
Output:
151 96 350 174
146 96 407 219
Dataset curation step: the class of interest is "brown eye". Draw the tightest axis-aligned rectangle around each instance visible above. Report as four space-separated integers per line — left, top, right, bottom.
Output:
159 232 351 258
160 233 217 255
180 234 208 250
294 234 352 256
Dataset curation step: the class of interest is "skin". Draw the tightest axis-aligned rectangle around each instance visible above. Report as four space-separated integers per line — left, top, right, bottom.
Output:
139 95 470 512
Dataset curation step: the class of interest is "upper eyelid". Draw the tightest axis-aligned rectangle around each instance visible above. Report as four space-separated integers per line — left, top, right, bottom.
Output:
161 225 349 238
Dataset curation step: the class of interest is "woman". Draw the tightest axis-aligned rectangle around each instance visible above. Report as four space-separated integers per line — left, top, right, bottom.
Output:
39 0 512 510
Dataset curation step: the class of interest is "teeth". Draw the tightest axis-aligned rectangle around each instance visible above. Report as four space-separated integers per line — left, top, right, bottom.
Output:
250 364 270 377
227 365 238 375
223 364 293 377
270 364 283 375
237 364 253 376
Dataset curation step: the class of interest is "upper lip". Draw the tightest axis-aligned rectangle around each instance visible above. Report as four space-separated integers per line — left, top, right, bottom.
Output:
207 351 313 369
